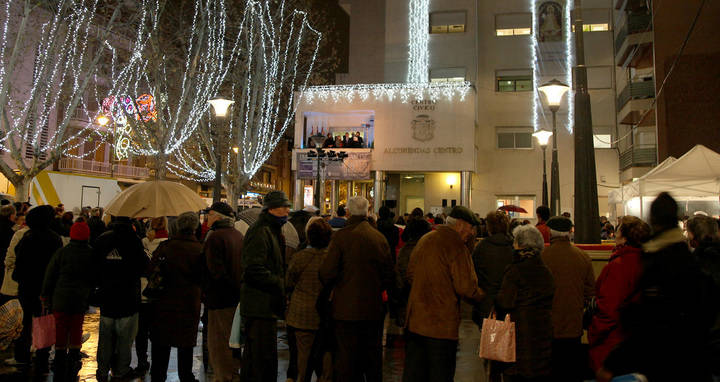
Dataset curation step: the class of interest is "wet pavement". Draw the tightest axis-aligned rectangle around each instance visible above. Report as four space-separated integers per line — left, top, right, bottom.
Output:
5 311 488 382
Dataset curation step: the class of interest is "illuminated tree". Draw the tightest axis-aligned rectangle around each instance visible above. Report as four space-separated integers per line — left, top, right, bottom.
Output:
169 0 322 210
0 0 142 200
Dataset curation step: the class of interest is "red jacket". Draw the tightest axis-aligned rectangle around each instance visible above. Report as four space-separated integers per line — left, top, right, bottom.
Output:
588 244 643 371
536 222 550 244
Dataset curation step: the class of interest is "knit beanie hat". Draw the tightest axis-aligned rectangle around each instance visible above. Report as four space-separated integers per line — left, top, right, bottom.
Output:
70 221 91 241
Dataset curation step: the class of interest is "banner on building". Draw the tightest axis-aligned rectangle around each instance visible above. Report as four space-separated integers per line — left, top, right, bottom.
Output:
297 151 371 180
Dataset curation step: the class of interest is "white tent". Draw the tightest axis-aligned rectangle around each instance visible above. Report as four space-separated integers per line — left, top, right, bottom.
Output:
609 145 720 218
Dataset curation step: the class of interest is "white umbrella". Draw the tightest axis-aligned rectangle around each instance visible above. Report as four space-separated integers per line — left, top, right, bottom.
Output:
105 180 207 218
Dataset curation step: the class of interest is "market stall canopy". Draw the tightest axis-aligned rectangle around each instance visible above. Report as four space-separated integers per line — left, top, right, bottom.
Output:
105 180 207 218
609 145 720 203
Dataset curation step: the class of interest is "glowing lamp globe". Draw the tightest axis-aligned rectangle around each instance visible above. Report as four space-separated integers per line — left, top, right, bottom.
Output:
446 174 458 189
97 114 110 126
538 79 570 107
208 97 235 117
532 129 553 147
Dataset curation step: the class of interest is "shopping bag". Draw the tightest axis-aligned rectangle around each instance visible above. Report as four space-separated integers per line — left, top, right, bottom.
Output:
478 312 515 362
32 312 55 349
229 304 243 349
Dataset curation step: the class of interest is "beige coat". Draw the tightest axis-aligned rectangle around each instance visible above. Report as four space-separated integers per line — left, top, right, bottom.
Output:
405 226 485 340
540 237 595 338
0 227 28 296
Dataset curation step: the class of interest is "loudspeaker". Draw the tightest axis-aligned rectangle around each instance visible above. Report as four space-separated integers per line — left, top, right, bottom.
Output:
442 199 447 207
451 200 457 207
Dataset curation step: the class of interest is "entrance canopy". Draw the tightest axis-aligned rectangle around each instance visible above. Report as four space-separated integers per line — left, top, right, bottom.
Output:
609 145 720 217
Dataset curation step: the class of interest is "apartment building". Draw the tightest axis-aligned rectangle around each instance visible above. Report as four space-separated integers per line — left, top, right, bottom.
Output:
613 0 720 184
293 0 621 219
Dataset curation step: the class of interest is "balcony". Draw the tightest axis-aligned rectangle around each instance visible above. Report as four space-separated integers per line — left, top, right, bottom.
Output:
615 13 653 68
59 158 111 175
617 79 655 125
58 158 149 179
619 145 656 170
114 164 150 179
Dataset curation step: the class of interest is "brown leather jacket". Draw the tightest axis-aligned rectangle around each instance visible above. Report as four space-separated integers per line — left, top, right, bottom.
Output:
405 226 485 340
319 216 395 321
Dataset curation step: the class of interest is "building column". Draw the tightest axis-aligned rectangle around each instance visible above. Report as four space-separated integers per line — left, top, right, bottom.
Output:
347 181 353 198
374 170 385 212
460 171 472 207
331 180 338 213
293 174 303 210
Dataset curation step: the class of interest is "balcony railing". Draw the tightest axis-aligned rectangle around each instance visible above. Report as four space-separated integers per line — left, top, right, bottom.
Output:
58 158 150 179
617 79 654 109
59 158 111 175
114 164 150 179
615 13 652 54
619 145 656 170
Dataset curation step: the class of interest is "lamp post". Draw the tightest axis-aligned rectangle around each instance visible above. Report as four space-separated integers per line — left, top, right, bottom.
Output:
538 79 569 216
97 114 115 177
308 133 347 211
532 129 553 208
208 97 235 204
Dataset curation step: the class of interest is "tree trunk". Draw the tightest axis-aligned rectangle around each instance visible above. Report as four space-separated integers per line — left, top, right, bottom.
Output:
13 178 30 203
154 153 168 180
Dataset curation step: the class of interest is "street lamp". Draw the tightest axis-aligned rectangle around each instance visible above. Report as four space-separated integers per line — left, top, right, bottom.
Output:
532 129 553 208
538 79 569 216
208 97 235 204
97 114 110 127
307 133 347 211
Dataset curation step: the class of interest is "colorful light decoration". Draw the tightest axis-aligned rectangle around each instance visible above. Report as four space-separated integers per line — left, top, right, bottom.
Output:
0 0 154 164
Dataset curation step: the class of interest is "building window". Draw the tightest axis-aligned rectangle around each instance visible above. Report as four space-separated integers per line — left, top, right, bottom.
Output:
495 13 531 36
430 11 466 34
497 127 533 149
496 69 533 92
593 134 612 148
430 67 466 82
572 23 610 32
497 196 536 219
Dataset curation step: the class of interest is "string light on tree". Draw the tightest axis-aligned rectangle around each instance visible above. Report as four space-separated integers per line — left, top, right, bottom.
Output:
0 0 147 199
168 0 322 211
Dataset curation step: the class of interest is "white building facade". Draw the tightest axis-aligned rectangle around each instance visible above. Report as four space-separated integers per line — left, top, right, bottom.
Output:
292 0 620 221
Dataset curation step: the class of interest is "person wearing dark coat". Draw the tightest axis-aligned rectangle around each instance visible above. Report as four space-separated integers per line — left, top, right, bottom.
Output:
394 218 431 326
12 205 63 371
93 216 149 382
472 211 513 382
599 193 717 382
149 212 204 382
240 192 289 382
495 225 554 382
588 216 650 372
472 211 513 327
319 196 395 382
377 206 400 260
41 221 96 382
203 202 244 382
0 205 16 285
289 207 316 249
87 208 106 245
686 215 720 379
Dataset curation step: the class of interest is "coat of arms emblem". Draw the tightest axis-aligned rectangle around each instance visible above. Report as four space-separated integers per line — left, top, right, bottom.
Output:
411 114 435 142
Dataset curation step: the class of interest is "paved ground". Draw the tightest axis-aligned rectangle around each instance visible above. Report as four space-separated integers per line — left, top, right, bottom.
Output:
5 311 488 382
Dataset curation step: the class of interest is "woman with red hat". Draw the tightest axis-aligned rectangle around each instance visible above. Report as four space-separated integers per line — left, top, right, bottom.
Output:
41 221 96 381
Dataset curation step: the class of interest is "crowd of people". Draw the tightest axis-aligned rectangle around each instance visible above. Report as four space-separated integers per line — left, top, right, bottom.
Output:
0 190 717 382
307 132 366 149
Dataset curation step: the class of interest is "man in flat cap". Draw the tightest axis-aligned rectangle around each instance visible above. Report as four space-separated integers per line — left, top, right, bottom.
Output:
203 201 244 381
240 191 291 382
402 206 486 382
540 216 595 382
